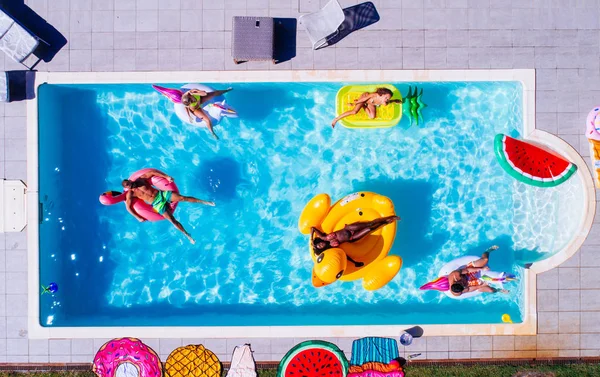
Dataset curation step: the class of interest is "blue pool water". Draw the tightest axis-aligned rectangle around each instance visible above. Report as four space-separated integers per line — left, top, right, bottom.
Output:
38 81 582 327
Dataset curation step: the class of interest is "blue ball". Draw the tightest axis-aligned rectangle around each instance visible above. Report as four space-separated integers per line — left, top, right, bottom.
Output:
47 282 58 293
400 332 413 346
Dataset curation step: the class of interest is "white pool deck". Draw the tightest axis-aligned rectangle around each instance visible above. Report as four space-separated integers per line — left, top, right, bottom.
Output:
0 0 600 363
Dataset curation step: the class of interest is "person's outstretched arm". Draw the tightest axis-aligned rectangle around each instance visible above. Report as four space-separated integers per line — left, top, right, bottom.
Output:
311 227 327 238
185 107 195 122
348 94 371 106
332 93 372 128
140 169 173 182
125 192 146 222
187 89 207 97
448 270 461 284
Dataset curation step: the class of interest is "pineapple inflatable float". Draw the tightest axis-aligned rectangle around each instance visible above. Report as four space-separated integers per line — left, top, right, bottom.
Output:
165 345 222 377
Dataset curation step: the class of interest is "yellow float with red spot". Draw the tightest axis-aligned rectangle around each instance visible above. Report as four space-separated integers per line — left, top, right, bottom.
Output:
298 192 402 291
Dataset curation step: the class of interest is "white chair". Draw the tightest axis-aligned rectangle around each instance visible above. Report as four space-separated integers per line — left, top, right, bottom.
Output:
0 8 45 69
0 179 27 232
299 0 345 50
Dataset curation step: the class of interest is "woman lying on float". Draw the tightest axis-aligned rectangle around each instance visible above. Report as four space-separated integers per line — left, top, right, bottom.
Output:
153 84 237 140
310 215 400 268
420 245 517 299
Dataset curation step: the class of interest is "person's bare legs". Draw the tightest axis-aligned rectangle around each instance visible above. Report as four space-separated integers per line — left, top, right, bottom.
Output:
192 108 219 139
365 103 376 119
201 88 233 103
346 255 364 268
170 192 215 206
162 208 195 244
470 245 499 268
349 226 384 242
332 102 364 128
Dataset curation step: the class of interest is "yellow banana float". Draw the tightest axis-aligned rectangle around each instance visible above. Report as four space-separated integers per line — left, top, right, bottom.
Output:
298 192 402 291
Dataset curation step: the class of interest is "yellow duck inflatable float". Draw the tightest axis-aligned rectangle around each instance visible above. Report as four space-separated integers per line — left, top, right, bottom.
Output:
298 192 402 291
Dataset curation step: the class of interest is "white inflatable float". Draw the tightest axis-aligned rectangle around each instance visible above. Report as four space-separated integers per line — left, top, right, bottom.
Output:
153 83 237 128
421 255 515 300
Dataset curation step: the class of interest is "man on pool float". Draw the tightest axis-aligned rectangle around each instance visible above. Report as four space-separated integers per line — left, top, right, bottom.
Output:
310 215 400 268
122 169 214 244
448 246 515 296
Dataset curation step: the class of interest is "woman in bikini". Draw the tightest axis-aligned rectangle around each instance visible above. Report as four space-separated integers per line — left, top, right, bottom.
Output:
448 246 514 296
331 87 403 128
181 87 233 139
310 215 400 267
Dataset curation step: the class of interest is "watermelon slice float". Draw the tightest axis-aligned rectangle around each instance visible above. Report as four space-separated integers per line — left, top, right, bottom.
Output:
277 340 349 377
494 134 577 188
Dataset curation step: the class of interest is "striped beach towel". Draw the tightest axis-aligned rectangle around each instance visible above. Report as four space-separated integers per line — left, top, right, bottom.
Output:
350 337 399 366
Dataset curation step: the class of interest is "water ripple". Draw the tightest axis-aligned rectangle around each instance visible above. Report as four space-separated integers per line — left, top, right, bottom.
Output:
91 82 582 323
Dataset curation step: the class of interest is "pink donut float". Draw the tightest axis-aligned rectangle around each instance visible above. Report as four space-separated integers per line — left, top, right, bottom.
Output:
586 106 600 142
93 337 162 377
99 168 179 222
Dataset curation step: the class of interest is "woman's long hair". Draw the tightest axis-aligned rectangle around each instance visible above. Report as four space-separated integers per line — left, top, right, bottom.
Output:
375 87 393 97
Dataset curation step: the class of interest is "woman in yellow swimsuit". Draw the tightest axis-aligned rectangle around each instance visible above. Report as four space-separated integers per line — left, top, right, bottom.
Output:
181 87 232 139
331 87 403 128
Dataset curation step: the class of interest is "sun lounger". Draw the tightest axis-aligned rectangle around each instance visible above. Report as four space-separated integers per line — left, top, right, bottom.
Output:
0 7 46 68
298 0 345 50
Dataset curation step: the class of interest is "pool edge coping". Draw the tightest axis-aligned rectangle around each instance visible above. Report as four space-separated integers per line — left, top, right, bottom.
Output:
526 129 597 274
25 68 588 339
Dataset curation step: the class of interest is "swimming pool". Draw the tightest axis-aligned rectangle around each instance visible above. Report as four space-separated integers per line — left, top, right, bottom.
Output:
29 70 593 337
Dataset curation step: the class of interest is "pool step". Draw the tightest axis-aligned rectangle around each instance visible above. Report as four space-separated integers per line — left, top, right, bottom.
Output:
0 179 27 232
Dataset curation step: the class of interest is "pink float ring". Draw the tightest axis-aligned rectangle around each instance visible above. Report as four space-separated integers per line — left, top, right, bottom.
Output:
586 106 600 141
93 337 162 377
99 168 179 222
